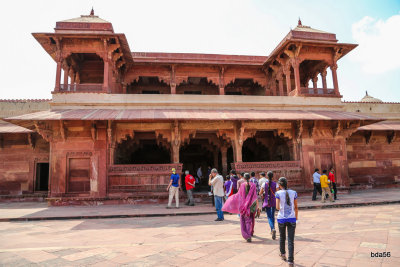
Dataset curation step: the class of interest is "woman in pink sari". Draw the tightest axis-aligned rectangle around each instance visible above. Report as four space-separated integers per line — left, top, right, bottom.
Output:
223 173 258 242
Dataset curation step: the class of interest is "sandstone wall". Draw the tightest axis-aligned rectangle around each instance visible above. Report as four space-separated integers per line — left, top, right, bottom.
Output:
0 133 49 195
347 131 400 187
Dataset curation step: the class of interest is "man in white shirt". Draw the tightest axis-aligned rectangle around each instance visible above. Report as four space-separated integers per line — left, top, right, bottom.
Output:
209 168 224 221
258 172 268 189
312 168 322 201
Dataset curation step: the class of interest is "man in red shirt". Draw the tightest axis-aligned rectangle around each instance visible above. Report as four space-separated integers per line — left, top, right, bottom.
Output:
185 170 196 206
328 167 337 200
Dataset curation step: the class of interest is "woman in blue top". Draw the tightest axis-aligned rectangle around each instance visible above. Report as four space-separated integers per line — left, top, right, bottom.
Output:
275 177 298 267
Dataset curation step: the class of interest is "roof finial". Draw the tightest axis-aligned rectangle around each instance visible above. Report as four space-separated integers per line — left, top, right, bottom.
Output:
90 7 94 16
366 90 368 96
298 17 302 26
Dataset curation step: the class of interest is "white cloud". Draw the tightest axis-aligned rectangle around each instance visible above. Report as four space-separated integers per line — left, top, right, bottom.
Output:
350 13 400 74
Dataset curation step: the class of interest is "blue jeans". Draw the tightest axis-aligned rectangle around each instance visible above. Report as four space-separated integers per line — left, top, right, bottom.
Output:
265 207 276 231
214 196 224 220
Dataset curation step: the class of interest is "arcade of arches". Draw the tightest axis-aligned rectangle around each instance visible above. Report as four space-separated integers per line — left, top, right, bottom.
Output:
113 128 293 190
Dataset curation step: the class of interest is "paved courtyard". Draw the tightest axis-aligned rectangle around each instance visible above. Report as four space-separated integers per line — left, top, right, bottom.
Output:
0 204 399 267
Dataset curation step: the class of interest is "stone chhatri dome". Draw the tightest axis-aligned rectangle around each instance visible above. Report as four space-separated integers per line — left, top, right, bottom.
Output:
55 8 114 33
360 91 383 103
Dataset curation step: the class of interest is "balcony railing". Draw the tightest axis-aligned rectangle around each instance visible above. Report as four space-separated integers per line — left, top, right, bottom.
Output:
60 83 103 92
298 87 337 96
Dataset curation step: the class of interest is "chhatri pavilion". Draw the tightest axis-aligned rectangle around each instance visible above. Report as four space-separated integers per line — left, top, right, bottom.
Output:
1 11 399 204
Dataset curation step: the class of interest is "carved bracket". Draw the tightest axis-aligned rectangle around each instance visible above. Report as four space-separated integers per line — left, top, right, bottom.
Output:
27 133 36 149
363 131 372 144
296 120 303 142
91 122 97 142
34 121 53 142
332 121 342 138
387 130 396 144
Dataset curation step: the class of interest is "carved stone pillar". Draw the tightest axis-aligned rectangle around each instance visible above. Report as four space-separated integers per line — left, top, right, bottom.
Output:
103 57 109 93
283 65 291 95
122 83 127 94
55 59 62 92
235 142 243 163
103 39 110 93
312 76 318 88
219 67 225 95
330 63 339 95
171 83 177 94
70 70 75 91
213 149 219 170
170 65 176 94
270 79 277 96
221 146 228 176
171 121 181 163
277 73 284 96
321 69 327 89
63 66 69 90
291 59 301 95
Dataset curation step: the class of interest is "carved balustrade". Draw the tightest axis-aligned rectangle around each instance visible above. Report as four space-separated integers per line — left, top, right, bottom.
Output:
231 161 304 188
108 163 183 192
60 83 103 92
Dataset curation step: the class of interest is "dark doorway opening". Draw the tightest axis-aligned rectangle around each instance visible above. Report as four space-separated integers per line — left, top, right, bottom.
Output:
180 143 215 191
35 163 49 191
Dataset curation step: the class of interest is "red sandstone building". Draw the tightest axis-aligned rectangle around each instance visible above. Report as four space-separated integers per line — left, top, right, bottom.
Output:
1 11 399 204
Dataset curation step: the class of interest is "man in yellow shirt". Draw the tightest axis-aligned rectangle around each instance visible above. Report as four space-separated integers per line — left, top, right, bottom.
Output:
320 170 334 203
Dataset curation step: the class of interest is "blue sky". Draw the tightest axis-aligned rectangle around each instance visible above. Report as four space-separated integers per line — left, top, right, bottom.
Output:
0 0 399 101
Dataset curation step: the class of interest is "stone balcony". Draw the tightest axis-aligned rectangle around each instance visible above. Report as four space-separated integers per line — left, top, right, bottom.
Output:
59 83 103 92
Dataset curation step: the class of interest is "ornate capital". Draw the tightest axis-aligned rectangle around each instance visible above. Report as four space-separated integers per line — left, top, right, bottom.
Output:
330 63 338 71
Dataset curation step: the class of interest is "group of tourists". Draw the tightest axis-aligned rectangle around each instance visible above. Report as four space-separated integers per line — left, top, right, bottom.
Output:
312 167 337 202
166 167 300 266
221 169 298 266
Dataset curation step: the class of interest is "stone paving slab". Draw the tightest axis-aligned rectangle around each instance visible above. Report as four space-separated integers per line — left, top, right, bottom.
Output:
0 188 399 222
0 204 399 266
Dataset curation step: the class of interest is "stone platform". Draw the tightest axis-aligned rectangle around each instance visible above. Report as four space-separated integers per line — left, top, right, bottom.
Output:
0 188 398 222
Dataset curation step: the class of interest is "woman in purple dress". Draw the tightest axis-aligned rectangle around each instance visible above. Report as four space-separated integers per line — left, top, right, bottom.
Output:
259 171 277 239
238 173 258 242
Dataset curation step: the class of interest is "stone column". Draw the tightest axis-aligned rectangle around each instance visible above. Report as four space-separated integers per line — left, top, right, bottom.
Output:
235 142 242 163
219 87 225 95
283 65 291 95
70 71 75 91
103 39 110 93
171 121 180 163
221 146 228 176
321 69 327 89
292 60 301 95
122 83 127 94
312 76 318 88
172 144 180 163
170 83 177 94
271 80 277 96
55 59 62 92
103 57 109 93
63 66 69 91
277 74 284 96
213 149 219 170
330 63 339 95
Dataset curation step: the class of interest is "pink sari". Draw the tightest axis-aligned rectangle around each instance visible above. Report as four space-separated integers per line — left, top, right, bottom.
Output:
223 182 257 240
222 182 257 216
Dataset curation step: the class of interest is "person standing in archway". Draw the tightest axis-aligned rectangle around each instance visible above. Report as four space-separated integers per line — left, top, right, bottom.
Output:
329 167 337 200
166 168 181 209
184 170 195 206
209 168 225 221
